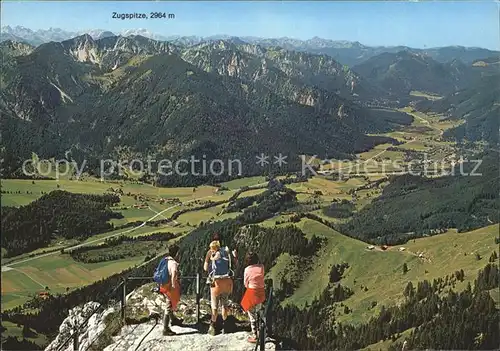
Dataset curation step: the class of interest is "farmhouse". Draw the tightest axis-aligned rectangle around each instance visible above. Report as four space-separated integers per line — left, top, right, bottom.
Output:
38 291 50 300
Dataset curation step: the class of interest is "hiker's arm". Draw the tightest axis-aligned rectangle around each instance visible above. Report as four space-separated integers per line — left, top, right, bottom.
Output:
203 251 210 272
171 263 178 289
243 267 249 288
231 249 238 267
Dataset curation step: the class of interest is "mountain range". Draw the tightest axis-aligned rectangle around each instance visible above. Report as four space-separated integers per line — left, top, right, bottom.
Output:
1 28 497 183
2 26 499 66
0 34 413 181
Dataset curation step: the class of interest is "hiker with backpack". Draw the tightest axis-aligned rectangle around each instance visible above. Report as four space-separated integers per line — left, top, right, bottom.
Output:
203 234 237 336
241 251 266 344
154 244 183 336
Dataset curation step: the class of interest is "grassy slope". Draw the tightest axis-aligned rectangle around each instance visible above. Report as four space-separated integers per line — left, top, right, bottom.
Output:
1 320 48 348
1 255 143 310
0 179 220 207
221 176 267 190
0 177 250 310
277 219 498 325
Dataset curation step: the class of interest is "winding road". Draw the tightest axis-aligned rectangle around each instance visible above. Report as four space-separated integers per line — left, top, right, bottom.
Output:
1 195 211 271
2 182 269 271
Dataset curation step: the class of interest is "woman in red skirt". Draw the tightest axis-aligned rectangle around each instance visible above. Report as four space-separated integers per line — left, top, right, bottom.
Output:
241 252 265 343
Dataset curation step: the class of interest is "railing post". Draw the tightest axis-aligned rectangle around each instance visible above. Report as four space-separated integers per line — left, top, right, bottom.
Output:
121 278 127 324
267 286 273 337
258 282 273 351
73 330 79 351
259 309 266 351
196 272 200 325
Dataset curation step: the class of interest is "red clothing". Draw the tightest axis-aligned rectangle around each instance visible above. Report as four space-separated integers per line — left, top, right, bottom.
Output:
241 288 266 312
241 264 266 312
159 256 181 310
160 281 181 310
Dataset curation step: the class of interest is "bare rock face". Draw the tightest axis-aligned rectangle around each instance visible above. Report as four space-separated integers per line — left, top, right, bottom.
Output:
124 283 214 324
46 283 271 351
103 322 275 351
45 302 116 351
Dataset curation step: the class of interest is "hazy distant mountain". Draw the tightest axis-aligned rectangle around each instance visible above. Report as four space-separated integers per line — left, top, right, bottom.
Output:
0 26 167 45
120 28 170 41
84 30 117 40
2 26 498 67
0 26 77 46
239 37 500 66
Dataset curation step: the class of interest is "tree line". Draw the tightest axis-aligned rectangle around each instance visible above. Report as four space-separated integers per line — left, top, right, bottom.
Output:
272 263 499 350
1 191 122 257
341 153 499 244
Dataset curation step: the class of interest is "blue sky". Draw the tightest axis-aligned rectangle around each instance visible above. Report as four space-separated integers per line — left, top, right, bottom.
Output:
2 1 499 49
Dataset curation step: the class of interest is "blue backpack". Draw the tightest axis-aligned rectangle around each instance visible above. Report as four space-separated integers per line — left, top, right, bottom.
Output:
210 248 231 276
153 257 170 285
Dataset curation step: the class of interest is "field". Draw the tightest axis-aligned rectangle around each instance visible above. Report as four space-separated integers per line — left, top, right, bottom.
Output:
317 106 459 178
1 320 49 348
1 255 144 310
221 176 267 190
409 90 443 101
0 179 221 207
0 178 242 310
288 176 360 196
273 219 498 324
1 174 274 310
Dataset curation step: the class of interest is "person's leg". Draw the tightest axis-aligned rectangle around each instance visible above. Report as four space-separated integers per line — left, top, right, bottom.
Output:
208 289 218 335
248 308 257 336
163 294 176 336
220 293 230 333
221 294 230 320
247 306 258 343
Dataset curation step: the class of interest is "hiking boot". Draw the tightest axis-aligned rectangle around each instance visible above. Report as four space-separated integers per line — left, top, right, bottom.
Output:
162 314 176 336
169 312 183 326
163 327 176 336
223 316 236 333
208 322 216 336
247 334 258 343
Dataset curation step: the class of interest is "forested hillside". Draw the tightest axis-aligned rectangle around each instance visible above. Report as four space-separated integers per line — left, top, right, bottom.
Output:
273 263 499 350
341 153 499 244
353 51 478 97
1 191 122 256
416 73 500 144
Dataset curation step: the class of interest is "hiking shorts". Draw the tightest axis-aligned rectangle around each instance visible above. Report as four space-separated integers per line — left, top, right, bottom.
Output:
211 292 230 310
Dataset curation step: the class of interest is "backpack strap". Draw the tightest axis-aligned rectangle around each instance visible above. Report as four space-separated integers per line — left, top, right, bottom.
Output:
226 247 232 271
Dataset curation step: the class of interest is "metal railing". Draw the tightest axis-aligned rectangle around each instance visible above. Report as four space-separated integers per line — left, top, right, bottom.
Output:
122 275 205 325
61 273 273 351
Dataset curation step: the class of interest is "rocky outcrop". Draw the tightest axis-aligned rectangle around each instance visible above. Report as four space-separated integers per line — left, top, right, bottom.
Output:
45 302 116 351
59 34 177 70
104 323 275 351
46 283 274 351
0 39 34 56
